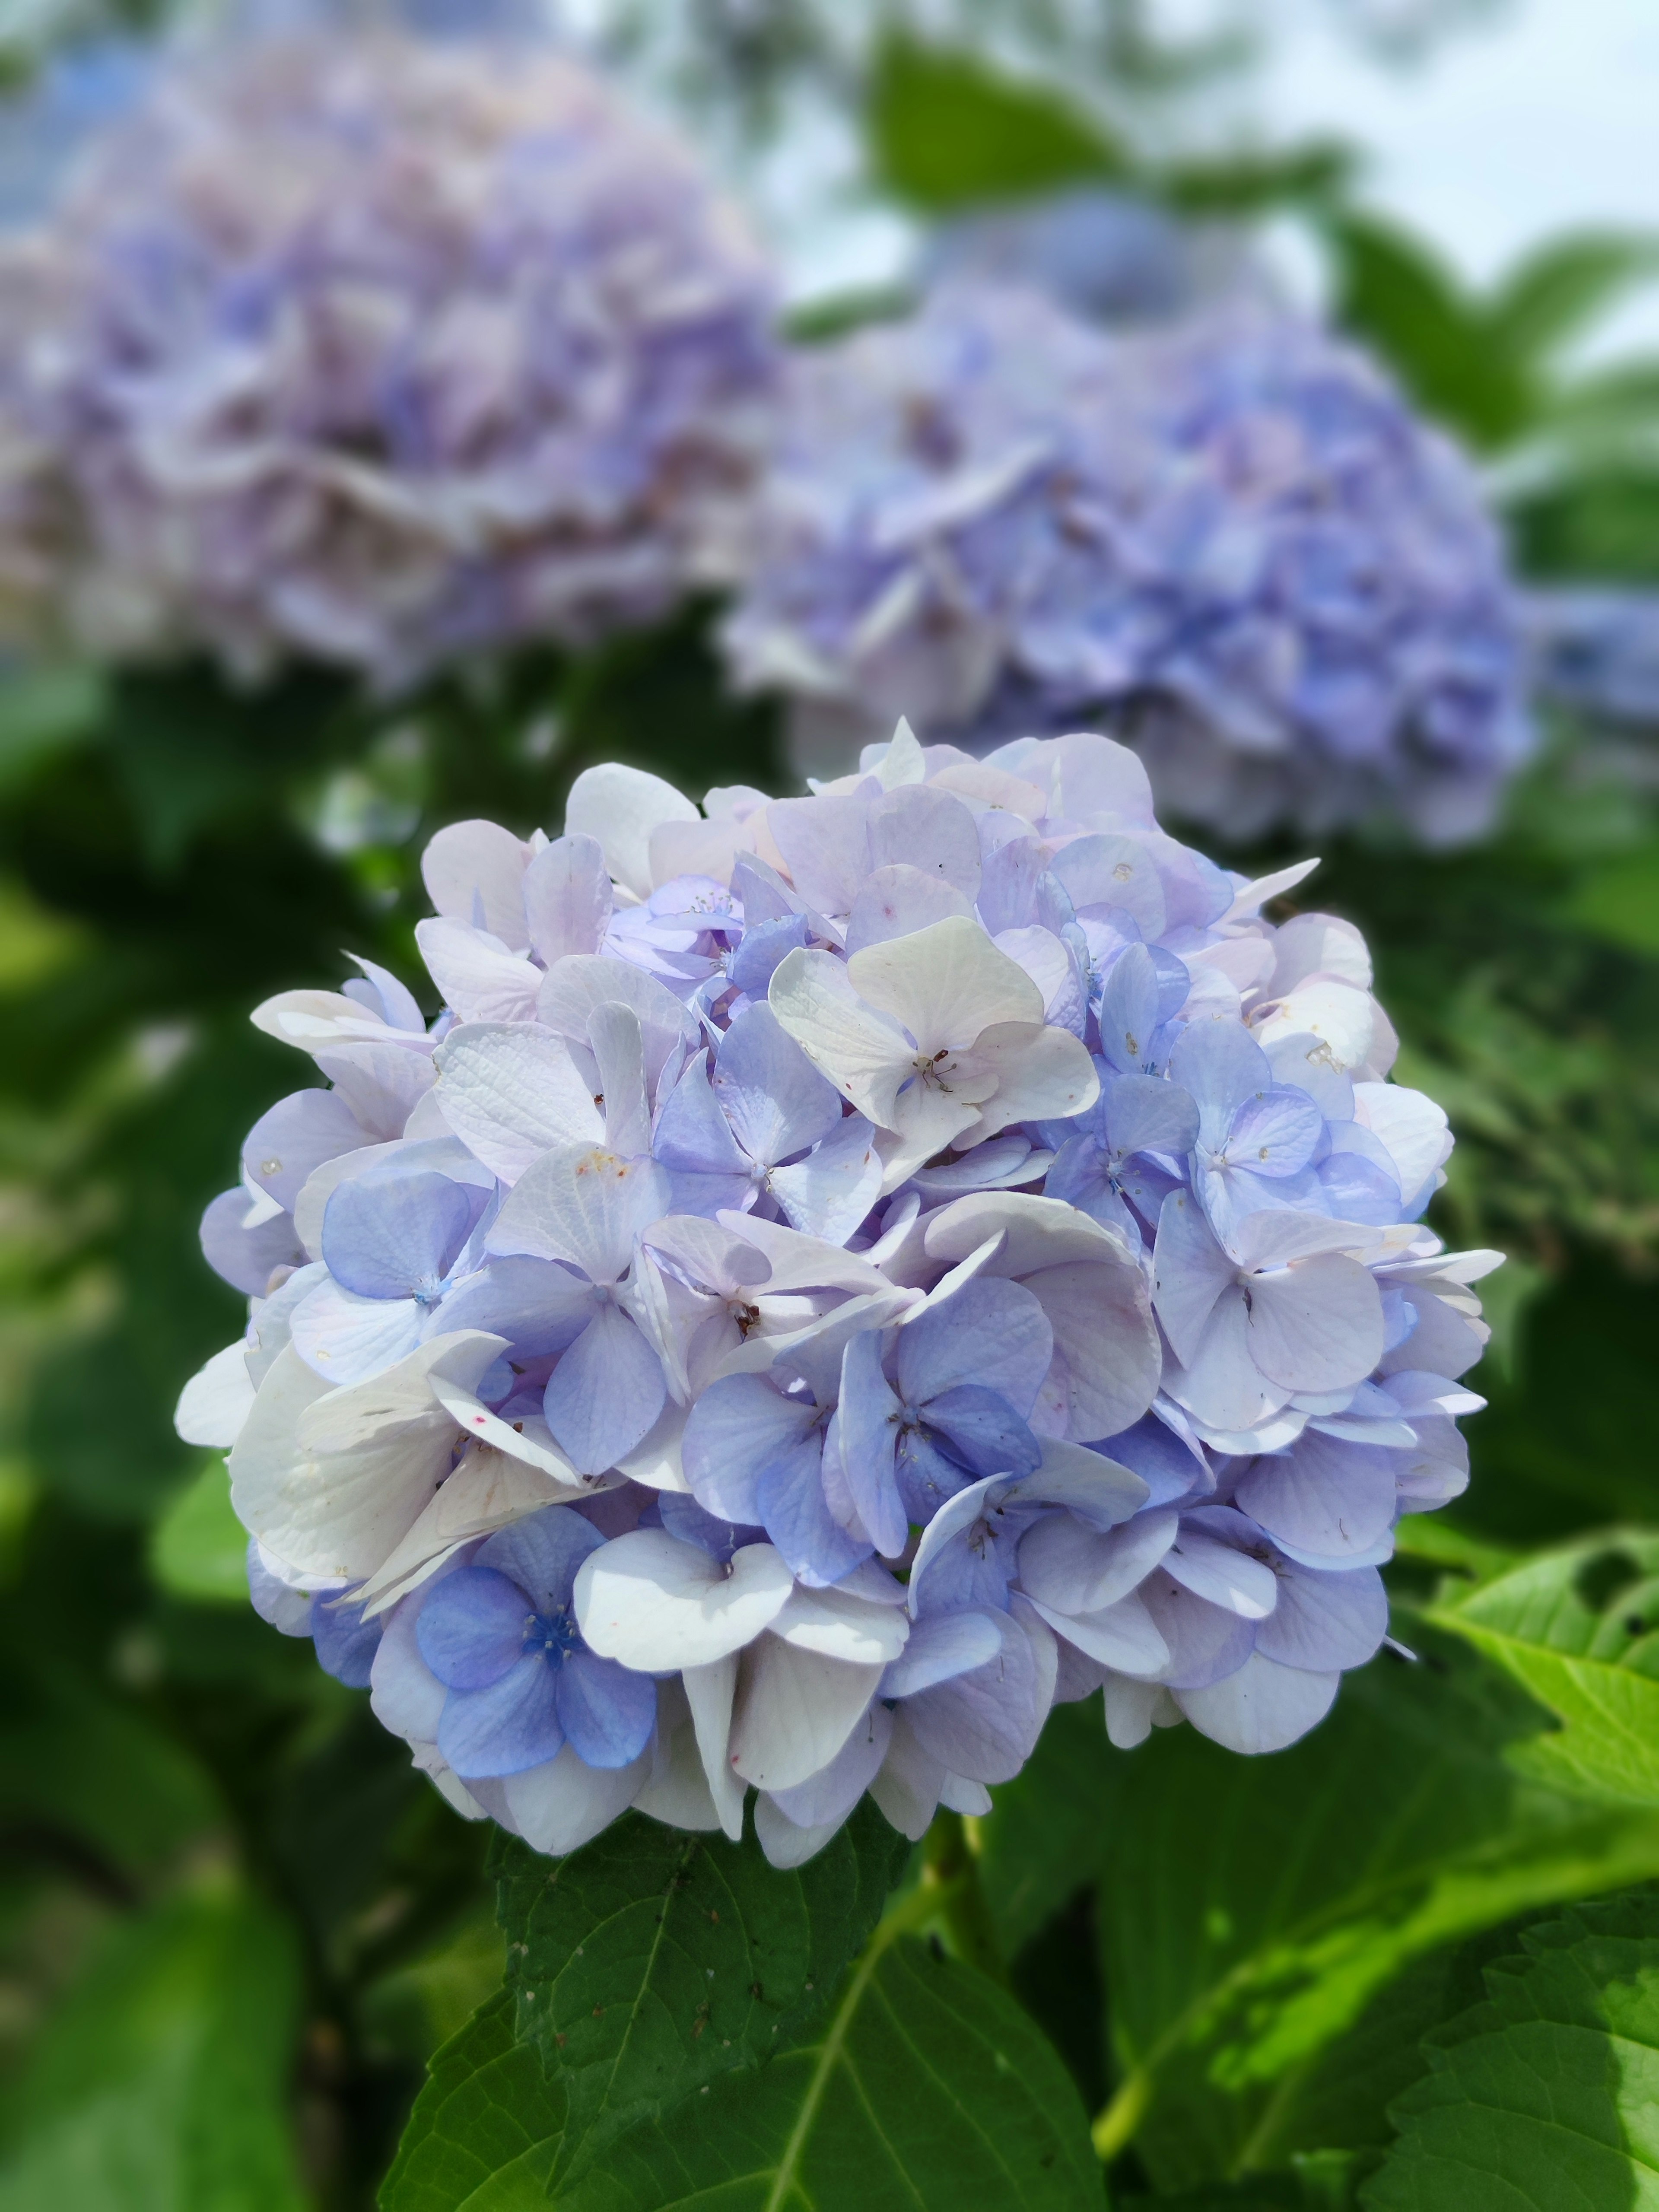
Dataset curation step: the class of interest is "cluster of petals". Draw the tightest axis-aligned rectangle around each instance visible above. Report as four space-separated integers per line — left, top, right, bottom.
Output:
1524 586 1659 734
179 726 1495 1866
0 25 776 684
722 282 1532 843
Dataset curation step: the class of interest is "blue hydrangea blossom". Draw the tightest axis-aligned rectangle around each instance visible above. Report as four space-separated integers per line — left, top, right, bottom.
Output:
0 26 777 684
723 284 1532 843
179 730 1496 1865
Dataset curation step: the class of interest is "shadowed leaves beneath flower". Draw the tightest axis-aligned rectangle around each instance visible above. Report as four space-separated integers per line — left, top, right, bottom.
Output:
387 1802 909 2199
387 1906 1100 2212
980 1622 1659 2191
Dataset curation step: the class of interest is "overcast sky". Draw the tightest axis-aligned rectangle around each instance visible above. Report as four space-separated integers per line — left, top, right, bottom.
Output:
1260 0 1659 351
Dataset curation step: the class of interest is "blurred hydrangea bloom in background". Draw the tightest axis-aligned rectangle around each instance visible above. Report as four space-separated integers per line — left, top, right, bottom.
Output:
179 726 1494 1868
0 22 778 685
1525 587 1659 734
725 282 1533 843
921 185 1249 329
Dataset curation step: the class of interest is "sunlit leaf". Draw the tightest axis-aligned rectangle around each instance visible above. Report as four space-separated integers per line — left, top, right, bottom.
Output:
1433 1531 1659 1805
985 1626 1659 2189
1364 1894 1659 2211
150 1456 248 1606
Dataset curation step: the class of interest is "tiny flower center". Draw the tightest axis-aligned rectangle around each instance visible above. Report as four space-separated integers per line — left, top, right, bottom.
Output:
525 1608 581 1662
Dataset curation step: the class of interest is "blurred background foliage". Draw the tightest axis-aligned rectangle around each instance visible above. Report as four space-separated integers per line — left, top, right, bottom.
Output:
1 3 1659 2208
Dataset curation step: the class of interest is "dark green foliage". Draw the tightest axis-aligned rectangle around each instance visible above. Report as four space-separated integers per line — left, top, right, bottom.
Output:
0 1884 307 2211
392 1927 1103 2212
868 33 1128 211
491 1803 909 2182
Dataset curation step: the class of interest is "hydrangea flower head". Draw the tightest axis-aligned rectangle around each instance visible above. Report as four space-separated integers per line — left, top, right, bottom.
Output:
724 284 1532 843
181 725 1496 1864
0 25 777 683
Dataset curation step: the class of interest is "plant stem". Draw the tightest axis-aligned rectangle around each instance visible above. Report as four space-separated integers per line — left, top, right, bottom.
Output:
1091 2066 1152 2162
921 1809 1007 1984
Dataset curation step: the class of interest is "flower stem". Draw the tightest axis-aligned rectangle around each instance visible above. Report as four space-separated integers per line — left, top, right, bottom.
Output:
1091 2066 1152 2162
921 1809 1006 1984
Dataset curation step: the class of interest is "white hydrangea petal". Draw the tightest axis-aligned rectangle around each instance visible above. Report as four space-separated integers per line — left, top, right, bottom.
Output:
175 1339 255 1448
574 1531 794 1671
502 1742 651 1854
682 1655 746 1841
770 1584 910 1665
967 1022 1099 1139
230 1329 504 1581
847 915 1041 1054
490 1144 670 1285
767 947 914 1126
414 918 540 1025
565 763 699 902
358 1443 588 1617
728 1633 885 1792
289 1278 426 1386
421 820 531 950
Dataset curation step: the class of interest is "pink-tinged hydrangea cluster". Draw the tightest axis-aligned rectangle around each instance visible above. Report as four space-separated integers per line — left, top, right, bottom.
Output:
723 283 1532 844
0 28 776 684
178 728 1495 1866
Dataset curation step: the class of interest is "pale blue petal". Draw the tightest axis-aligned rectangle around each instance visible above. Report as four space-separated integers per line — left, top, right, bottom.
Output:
199 1188 303 1297
755 1440 873 1587
683 1372 819 1526
834 1330 906 1559
923 1386 1042 1478
323 1170 473 1299
310 1591 381 1688
713 1003 843 1168
436 1256 595 1358
1225 1086 1323 1179
242 1088 365 1212
477 1504 604 1615
542 1305 667 1475
1096 943 1163 1075
769 1114 883 1245
438 1654 564 1779
895 1277 1053 1417
1106 1072 1199 1160
1166 1020 1273 1151
416 1566 531 1691
555 1647 657 1768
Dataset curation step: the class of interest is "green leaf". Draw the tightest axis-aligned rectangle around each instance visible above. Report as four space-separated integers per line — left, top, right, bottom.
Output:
1487 230 1659 371
1016 1627 1659 2189
1364 1894 1659 2211
1324 214 1524 447
381 1988 566 2212
1432 1532 1659 1805
554 1922 1101 2212
1567 840 1659 957
0 1881 305 2212
150 1456 249 1605
493 1801 909 2183
0 666 103 798
867 33 1127 212
0 1671 222 1880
